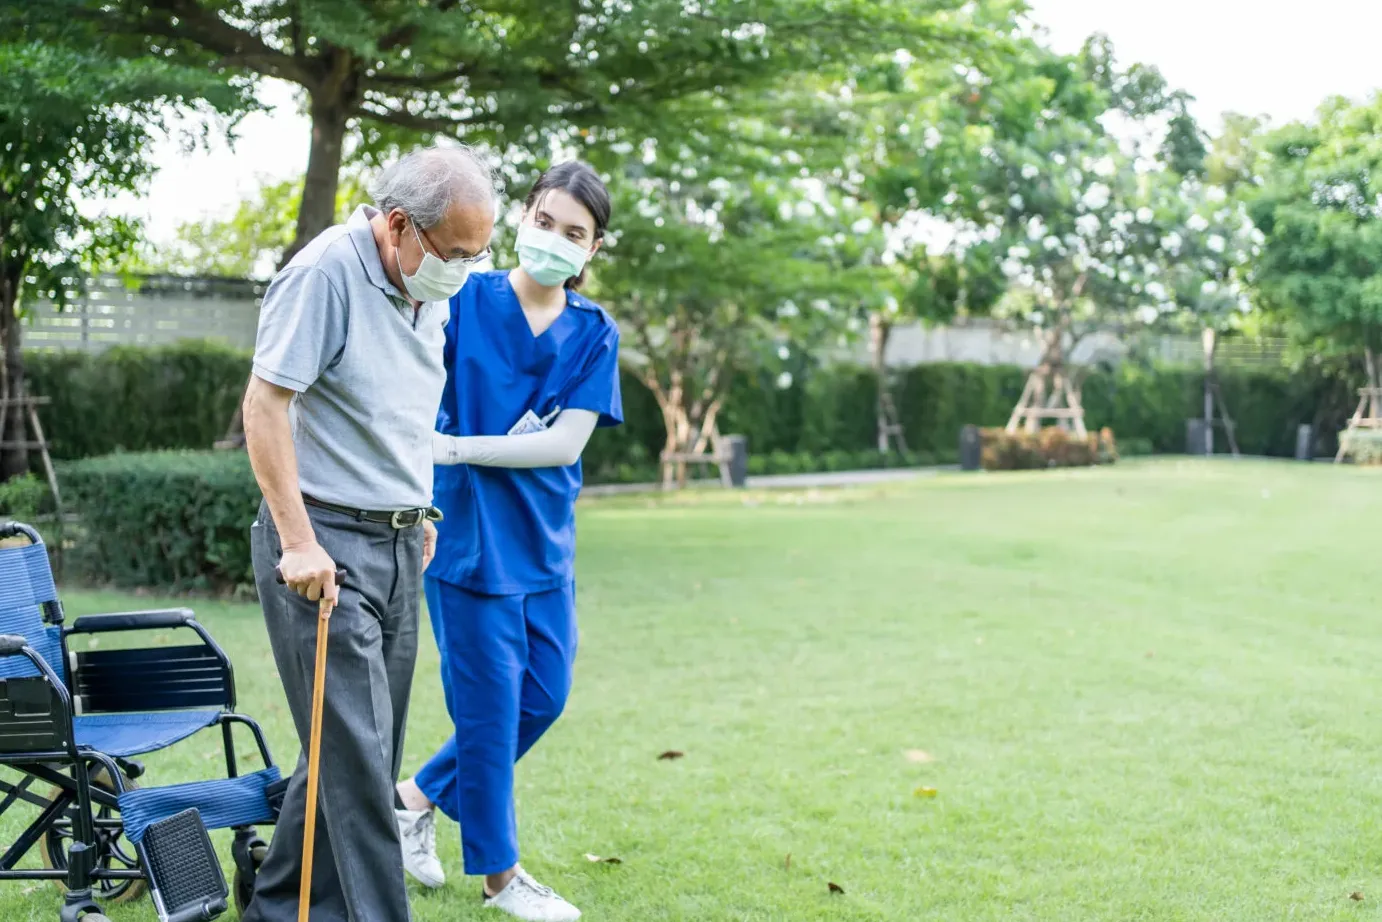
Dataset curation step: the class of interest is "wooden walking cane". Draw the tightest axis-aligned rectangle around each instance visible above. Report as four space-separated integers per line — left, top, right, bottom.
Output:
277 566 347 922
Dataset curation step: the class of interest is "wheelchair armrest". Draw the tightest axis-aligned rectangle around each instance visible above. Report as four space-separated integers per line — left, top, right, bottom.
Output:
69 609 195 634
0 636 74 716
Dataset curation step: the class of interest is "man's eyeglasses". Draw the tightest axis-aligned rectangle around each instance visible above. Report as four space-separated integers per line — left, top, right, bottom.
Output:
416 220 491 267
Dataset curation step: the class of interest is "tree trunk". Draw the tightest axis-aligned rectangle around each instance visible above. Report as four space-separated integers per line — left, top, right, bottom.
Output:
225 58 357 444
650 364 731 490
869 312 892 453
657 371 684 489
278 69 355 268
1202 327 1217 456
1367 346 1381 421
1030 327 1064 434
0 269 28 480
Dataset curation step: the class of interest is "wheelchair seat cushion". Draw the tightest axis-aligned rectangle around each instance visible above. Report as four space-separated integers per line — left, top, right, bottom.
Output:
74 710 222 757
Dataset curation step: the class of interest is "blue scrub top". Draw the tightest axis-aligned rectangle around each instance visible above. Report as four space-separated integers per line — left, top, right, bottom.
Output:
429 270 623 596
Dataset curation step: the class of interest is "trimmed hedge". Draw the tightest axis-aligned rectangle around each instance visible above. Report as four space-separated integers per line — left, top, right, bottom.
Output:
33 340 1360 591
26 341 249 461
22 341 1359 483
61 451 260 591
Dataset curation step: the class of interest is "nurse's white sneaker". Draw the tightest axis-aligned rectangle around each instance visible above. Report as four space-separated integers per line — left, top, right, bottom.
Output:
396 807 445 889
484 871 581 921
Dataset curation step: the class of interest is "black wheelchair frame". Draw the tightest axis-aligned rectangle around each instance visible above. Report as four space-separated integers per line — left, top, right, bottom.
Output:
0 522 283 921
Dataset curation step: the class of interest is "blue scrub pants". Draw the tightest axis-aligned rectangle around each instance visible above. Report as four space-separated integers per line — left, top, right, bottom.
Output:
416 576 578 875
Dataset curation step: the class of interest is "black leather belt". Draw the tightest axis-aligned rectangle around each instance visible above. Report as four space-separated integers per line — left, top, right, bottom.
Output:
303 495 442 529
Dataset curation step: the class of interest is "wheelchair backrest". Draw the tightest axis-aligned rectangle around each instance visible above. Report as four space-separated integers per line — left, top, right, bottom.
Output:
0 532 67 684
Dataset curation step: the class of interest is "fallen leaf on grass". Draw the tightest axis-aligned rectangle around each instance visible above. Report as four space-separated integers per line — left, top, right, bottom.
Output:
903 749 933 764
585 854 622 864
1350 891 1364 902
784 853 791 871
913 786 938 798
828 882 845 895
658 750 685 761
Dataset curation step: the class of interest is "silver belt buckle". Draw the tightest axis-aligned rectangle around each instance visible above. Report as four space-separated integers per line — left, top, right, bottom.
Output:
389 508 424 529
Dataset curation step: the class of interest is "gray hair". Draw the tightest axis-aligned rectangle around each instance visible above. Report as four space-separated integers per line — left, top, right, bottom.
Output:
370 144 499 228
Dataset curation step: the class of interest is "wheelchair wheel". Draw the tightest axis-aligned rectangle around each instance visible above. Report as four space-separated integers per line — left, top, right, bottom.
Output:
39 767 148 905
233 836 269 915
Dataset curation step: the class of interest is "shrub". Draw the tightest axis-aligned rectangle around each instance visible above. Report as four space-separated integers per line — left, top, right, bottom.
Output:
1120 436 1156 457
979 427 1116 472
765 450 796 475
61 451 260 592
23 340 1363 489
0 474 50 521
26 341 250 461
852 451 884 470
1345 430 1382 465
823 450 854 472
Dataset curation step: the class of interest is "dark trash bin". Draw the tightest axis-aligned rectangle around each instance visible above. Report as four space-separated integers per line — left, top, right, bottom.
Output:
959 425 981 471
723 434 749 487
1295 424 1314 462
1186 418 1212 456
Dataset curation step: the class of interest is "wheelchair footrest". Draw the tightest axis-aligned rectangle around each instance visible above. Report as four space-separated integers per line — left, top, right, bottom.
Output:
141 808 228 922
118 766 282 843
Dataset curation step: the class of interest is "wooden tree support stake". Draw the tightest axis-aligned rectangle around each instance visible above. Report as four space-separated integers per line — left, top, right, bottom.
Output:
1005 369 1087 437
659 422 732 490
0 391 65 571
1335 386 1382 463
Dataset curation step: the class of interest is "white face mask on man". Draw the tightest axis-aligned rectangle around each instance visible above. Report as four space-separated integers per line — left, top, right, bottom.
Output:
397 219 472 302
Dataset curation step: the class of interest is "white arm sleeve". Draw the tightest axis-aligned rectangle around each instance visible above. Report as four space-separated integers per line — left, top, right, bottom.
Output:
432 409 600 469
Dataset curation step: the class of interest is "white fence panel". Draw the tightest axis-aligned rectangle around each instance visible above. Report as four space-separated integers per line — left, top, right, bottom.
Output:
22 275 264 353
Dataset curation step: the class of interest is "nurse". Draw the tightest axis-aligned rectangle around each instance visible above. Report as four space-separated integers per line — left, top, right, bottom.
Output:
394 161 621 922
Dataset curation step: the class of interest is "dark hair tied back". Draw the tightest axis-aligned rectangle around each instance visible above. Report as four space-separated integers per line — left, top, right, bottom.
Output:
524 161 611 290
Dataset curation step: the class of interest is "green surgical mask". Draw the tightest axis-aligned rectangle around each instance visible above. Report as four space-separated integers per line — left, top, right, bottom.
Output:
516 224 592 287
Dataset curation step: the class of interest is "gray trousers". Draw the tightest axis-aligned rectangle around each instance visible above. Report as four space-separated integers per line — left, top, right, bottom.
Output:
243 500 422 922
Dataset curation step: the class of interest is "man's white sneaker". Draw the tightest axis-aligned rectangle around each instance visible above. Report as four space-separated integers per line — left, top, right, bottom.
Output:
396 808 445 889
484 872 581 922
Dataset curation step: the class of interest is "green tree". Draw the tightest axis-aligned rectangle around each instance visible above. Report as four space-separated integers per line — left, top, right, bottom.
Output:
37 0 977 265
0 19 247 477
971 36 1200 433
1250 95 1382 378
593 165 887 485
1249 93 1382 441
842 14 1090 449
130 172 368 279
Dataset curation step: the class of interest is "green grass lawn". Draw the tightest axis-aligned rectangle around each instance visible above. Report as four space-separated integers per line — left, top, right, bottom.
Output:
6 459 1382 921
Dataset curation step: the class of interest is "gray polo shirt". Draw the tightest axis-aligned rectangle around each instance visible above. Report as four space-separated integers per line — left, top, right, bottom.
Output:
252 205 447 510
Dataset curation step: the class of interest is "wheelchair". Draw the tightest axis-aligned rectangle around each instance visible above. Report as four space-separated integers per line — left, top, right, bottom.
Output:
0 522 286 922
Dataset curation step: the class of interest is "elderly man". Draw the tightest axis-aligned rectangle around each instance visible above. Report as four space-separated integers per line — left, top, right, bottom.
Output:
241 145 497 922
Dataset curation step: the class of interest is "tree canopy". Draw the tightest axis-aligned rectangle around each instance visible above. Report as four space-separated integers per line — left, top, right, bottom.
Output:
29 0 984 262
0 11 249 475
1250 93 1382 377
